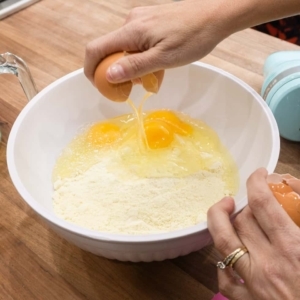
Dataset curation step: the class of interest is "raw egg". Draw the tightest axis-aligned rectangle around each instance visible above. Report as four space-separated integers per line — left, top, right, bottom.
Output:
94 52 164 102
87 109 193 150
53 108 239 192
143 119 174 150
87 122 121 146
145 110 193 136
267 173 300 227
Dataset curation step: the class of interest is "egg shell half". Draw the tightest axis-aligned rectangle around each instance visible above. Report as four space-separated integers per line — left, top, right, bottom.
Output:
94 52 133 102
267 173 300 227
273 192 300 227
94 51 165 102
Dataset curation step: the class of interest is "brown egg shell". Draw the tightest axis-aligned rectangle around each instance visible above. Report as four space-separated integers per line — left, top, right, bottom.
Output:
94 51 165 102
268 173 300 227
273 192 300 227
152 69 165 92
124 50 165 92
94 52 133 102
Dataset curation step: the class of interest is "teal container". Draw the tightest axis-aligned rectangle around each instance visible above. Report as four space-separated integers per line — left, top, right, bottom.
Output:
261 51 300 142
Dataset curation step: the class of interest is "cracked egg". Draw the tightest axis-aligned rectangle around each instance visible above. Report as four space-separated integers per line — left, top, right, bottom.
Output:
267 173 300 226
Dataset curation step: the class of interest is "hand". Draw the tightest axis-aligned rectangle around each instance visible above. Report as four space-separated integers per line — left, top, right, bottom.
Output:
207 168 300 300
84 0 232 84
84 0 300 85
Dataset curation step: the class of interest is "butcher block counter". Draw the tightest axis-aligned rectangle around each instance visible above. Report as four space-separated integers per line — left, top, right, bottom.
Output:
0 1 299 299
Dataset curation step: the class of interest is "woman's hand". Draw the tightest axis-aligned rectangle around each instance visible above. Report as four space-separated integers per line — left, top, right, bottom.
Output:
207 168 300 300
84 0 300 85
84 0 233 84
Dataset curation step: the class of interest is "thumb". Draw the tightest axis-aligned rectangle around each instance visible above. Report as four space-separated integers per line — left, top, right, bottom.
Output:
106 49 165 83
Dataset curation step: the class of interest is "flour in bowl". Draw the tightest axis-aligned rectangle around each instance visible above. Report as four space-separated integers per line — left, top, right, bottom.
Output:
53 151 234 235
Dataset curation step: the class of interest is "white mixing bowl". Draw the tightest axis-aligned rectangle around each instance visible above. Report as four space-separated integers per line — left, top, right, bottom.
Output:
7 62 280 262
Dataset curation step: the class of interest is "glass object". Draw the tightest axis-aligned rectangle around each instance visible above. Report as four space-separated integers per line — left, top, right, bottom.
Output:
0 52 38 142
0 0 40 20
0 52 37 100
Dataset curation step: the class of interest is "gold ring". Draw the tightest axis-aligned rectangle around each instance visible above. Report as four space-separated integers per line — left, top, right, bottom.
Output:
216 246 248 270
229 247 248 269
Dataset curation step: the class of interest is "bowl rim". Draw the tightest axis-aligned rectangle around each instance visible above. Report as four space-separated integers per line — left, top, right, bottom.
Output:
6 61 280 243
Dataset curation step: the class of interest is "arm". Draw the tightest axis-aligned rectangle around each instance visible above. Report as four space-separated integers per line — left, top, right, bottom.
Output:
233 0 300 32
84 0 300 84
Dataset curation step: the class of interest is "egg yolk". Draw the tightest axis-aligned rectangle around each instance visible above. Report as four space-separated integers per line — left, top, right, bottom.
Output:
87 122 120 146
145 110 193 136
144 120 174 149
85 111 193 150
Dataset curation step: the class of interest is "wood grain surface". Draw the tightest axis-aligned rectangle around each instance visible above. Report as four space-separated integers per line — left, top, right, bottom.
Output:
0 1 299 299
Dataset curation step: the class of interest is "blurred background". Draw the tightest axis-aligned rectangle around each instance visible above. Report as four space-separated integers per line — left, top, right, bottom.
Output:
254 16 300 45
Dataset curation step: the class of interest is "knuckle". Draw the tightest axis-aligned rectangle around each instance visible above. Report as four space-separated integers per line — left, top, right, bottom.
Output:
246 169 263 185
213 233 232 254
85 41 99 60
125 13 133 24
133 23 147 40
127 55 145 74
126 7 144 23
207 205 216 219
121 24 145 50
207 204 221 225
277 233 300 257
128 7 138 18
131 6 143 16
246 171 255 185
262 261 281 281
248 190 270 210
161 48 179 65
281 245 297 258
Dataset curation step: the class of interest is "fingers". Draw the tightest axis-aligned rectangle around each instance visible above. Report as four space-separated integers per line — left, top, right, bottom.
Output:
246 168 298 242
106 49 166 83
207 197 250 275
84 30 165 85
233 206 270 251
84 27 137 83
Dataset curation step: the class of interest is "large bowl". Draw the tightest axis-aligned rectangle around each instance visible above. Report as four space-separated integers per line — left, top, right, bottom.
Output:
7 62 280 262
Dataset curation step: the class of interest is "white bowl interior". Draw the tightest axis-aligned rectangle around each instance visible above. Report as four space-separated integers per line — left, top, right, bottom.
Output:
7 62 279 240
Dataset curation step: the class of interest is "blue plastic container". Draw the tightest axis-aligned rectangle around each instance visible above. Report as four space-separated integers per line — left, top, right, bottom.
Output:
261 51 300 142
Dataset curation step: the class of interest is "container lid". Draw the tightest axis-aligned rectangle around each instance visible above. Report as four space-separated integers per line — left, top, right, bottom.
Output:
268 78 300 142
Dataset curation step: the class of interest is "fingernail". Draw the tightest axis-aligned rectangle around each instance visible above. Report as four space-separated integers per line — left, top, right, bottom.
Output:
107 64 125 81
132 78 142 85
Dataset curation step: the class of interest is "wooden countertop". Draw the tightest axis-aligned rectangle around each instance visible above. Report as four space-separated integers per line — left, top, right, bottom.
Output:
0 1 299 299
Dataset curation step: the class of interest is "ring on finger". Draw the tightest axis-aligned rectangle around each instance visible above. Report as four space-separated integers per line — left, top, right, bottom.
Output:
216 246 248 270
